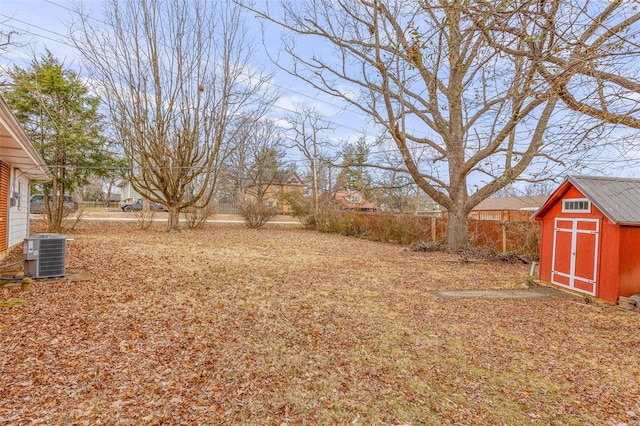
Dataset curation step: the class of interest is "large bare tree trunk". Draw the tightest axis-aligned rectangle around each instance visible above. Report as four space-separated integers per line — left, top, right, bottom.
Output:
446 194 471 249
447 212 469 249
168 207 180 231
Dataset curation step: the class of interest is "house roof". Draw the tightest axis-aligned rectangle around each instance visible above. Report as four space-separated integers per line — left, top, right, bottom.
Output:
532 175 640 225
333 190 378 210
473 195 549 211
0 95 51 181
249 171 304 186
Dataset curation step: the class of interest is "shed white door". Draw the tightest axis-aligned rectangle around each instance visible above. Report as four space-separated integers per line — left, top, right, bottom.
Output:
551 218 599 295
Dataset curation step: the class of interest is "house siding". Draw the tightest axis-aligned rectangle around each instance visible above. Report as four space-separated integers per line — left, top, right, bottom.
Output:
245 182 304 214
618 225 640 298
0 161 8 253
119 182 143 204
598 217 621 303
8 169 31 249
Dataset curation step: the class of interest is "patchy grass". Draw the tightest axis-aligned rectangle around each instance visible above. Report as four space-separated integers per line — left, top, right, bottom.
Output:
0 222 638 425
0 298 23 308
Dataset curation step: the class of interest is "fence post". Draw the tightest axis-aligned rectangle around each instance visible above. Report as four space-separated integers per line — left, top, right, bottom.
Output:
502 224 507 253
431 217 437 243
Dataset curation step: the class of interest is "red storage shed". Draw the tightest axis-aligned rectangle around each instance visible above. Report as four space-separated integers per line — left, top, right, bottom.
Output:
532 175 640 303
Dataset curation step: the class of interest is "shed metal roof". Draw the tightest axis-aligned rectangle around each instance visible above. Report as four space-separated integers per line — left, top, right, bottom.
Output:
569 175 640 225
533 175 640 225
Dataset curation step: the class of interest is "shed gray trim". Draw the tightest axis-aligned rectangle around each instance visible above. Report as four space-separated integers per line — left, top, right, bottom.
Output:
569 175 640 225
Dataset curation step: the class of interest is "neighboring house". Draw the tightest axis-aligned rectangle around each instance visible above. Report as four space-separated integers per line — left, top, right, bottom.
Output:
470 195 549 221
119 180 173 208
0 95 51 257
118 181 144 205
414 194 443 215
532 175 640 303
244 172 304 214
333 190 378 212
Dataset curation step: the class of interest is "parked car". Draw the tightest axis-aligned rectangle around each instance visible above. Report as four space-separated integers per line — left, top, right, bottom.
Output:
30 194 78 217
120 199 167 212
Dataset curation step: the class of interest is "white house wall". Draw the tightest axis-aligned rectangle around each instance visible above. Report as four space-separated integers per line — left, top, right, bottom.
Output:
120 182 143 204
8 168 31 248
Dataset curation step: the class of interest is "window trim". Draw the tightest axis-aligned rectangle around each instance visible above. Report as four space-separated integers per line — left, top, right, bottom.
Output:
562 198 591 213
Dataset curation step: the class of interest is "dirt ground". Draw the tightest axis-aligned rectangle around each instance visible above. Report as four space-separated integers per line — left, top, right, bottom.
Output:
1 222 639 425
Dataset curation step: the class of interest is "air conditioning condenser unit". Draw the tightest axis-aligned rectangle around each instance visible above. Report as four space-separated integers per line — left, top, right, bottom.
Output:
23 234 66 279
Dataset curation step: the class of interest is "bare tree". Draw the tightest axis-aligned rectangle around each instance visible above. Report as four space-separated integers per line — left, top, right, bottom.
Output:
466 1 640 128
0 15 23 70
228 119 288 228
284 105 334 215
0 27 18 55
243 0 640 248
371 172 418 213
71 0 277 230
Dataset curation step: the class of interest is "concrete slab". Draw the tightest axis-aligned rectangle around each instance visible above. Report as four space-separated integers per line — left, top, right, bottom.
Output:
430 286 582 300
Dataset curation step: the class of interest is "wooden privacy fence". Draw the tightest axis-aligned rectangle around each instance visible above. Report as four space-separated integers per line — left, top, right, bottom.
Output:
468 219 540 255
470 210 534 222
319 212 541 256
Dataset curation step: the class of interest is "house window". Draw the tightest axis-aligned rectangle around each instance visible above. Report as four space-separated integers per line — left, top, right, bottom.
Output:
562 198 590 213
350 193 362 203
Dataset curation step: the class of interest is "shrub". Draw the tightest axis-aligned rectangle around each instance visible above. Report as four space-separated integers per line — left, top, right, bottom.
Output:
134 209 156 230
238 200 277 229
183 203 216 229
305 211 540 254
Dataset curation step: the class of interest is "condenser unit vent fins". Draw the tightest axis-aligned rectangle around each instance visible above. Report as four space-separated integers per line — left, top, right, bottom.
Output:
23 234 66 279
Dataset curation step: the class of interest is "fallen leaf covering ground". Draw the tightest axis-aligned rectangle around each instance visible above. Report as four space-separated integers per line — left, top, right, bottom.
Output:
1 222 639 425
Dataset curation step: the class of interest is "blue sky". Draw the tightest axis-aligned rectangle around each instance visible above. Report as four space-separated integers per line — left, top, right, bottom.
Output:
0 0 371 165
2 0 640 191
1 0 81 66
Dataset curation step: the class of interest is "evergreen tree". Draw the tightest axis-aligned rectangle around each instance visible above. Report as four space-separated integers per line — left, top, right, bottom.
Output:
337 137 372 196
3 51 110 231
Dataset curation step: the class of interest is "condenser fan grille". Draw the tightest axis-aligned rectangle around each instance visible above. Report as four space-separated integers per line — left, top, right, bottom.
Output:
23 234 66 278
